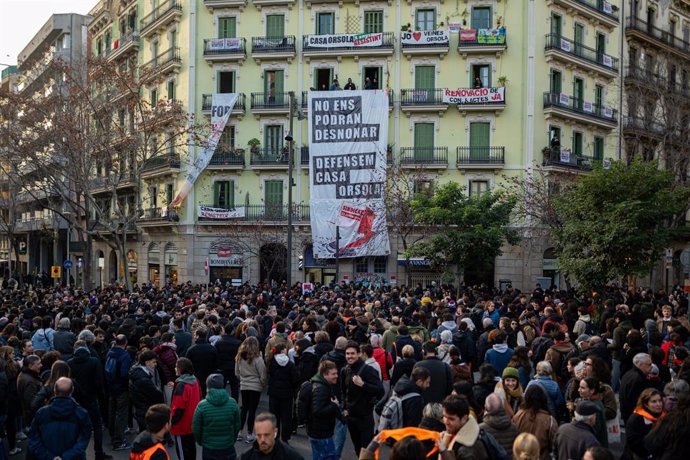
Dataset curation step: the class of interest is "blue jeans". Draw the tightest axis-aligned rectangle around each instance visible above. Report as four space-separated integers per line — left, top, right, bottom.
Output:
310 437 338 460
333 419 347 459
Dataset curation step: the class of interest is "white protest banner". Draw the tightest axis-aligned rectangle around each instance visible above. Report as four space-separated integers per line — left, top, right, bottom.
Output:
171 93 238 206
603 107 614 118
560 148 571 163
583 101 594 113
401 30 449 45
603 1 613 14
559 93 570 105
560 38 572 52
308 91 390 259
208 38 242 50
306 33 383 48
443 87 505 104
602 54 613 68
198 205 246 219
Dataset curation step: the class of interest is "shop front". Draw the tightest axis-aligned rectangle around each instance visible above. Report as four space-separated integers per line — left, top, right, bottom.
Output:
209 241 243 286
147 243 160 286
303 246 336 285
396 255 440 288
127 250 138 286
164 243 179 286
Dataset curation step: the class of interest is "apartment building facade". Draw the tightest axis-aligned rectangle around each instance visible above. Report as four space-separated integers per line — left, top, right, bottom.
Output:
82 0 624 290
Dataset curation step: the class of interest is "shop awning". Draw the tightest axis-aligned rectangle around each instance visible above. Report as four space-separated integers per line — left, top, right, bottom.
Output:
397 257 431 267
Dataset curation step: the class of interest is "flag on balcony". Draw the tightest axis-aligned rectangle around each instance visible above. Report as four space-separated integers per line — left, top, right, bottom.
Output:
171 93 238 207
308 90 390 259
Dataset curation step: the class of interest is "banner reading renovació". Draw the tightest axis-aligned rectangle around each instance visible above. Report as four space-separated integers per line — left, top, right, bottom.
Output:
308 91 390 259
443 87 505 105
171 93 238 207
306 33 383 48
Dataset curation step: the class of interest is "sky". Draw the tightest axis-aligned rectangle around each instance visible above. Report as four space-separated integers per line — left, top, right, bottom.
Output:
0 0 97 70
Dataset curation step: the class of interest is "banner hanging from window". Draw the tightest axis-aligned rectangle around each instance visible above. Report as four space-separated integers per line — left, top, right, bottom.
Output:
306 33 383 48
171 93 238 207
308 90 390 259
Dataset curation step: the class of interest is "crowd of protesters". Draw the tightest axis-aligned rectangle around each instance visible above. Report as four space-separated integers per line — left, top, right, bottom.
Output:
0 279 689 460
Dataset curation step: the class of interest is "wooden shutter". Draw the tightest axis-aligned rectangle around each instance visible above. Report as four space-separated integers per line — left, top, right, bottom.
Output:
266 15 285 39
469 122 490 160
218 17 236 38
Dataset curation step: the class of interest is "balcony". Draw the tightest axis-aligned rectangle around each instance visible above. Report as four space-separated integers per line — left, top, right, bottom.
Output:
399 147 448 168
201 93 246 115
250 148 289 169
203 0 247 10
139 0 182 39
142 48 181 82
448 87 507 114
251 36 296 63
203 38 247 64
207 149 245 169
253 0 296 9
198 204 309 222
625 17 690 59
401 30 450 59
399 88 448 115
250 92 289 115
141 155 181 179
624 66 690 100
547 0 619 30
543 92 617 129
140 207 179 226
542 147 598 172
456 146 505 169
301 89 393 111
622 115 667 140
457 28 507 57
108 30 140 62
544 34 618 79
302 32 394 60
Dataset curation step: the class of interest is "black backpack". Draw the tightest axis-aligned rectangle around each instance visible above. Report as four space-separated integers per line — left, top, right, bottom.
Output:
478 429 510 460
296 380 313 425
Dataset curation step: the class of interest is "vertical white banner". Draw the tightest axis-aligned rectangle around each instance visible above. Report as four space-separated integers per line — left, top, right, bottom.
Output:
171 93 238 207
308 90 390 259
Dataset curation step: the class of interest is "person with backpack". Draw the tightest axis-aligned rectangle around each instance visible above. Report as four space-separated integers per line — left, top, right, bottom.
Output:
573 307 597 337
105 334 132 451
544 331 574 388
378 366 429 431
299 360 340 460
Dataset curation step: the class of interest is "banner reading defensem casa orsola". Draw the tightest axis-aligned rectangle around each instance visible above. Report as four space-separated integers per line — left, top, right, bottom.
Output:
443 87 505 105
308 91 390 259
171 93 238 206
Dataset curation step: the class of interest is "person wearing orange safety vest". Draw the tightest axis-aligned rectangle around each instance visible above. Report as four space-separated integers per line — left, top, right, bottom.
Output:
130 404 172 460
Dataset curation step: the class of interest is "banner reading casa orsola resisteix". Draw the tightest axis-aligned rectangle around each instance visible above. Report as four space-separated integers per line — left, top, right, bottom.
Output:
171 93 238 207
308 91 390 259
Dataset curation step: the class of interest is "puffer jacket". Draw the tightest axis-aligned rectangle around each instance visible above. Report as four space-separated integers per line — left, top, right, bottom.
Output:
479 409 520 456
267 354 299 398
192 388 241 450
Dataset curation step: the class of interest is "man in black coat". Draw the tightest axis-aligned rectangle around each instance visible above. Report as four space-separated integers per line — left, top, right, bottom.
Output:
185 326 218 397
69 345 111 460
172 318 192 356
341 341 384 457
413 341 453 404
129 350 164 432
620 352 655 421
53 317 77 361
239 413 303 460
214 323 241 400
306 360 341 458
389 367 429 429
390 325 422 361
321 336 348 372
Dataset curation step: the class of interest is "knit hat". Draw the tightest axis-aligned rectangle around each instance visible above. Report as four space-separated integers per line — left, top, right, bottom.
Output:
575 400 598 417
206 374 225 390
502 367 519 380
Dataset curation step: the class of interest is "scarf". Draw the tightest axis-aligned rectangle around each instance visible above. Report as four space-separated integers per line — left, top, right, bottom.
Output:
633 407 664 422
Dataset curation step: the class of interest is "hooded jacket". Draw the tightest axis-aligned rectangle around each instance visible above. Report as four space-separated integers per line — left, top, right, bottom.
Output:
320 348 347 372
295 344 319 385
18 366 43 423
392 375 424 428
153 342 178 385
129 364 164 416
170 374 201 436
484 343 514 376
104 346 132 395
479 409 519 456
28 396 92 460
192 387 240 450
268 353 300 398
214 334 241 373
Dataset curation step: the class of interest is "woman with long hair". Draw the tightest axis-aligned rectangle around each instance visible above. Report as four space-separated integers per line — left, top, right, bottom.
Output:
577 377 608 447
30 360 71 413
0 346 21 455
581 355 618 420
512 432 540 460
624 388 664 460
512 385 558 460
235 336 266 444
496 367 523 417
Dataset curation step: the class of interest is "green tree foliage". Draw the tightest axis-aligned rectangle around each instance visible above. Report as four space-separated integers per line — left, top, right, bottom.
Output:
554 160 690 291
407 182 519 282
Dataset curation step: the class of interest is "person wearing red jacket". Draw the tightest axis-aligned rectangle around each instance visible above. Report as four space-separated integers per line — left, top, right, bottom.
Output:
170 357 201 460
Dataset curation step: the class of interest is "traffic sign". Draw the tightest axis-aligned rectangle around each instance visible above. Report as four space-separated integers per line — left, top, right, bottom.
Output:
63 260 73 270
51 266 62 278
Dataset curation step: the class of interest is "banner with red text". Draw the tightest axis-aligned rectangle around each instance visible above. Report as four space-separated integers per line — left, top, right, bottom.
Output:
443 87 505 105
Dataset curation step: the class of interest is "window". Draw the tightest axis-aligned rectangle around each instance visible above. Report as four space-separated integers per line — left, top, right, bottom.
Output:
214 181 234 208
414 180 434 196
551 14 562 38
266 14 285 38
170 30 177 49
373 257 387 273
264 180 283 209
471 64 491 87
317 12 334 34
166 184 174 205
264 70 284 104
167 132 176 156
118 109 126 127
594 85 603 113
471 7 491 29
167 80 175 100
150 88 158 107
129 11 136 30
572 131 583 156
669 65 677 89
574 23 584 55
218 17 236 38
596 32 606 62
364 11 383 33
469 122 490 160
264 125 284 155
355 258 368 273
593 137 604 161
217 125 235 151
150 186 158 208
629 47 638 68
550 69 562 94
669 20 676 46
415 65 435 89
469 180 489 197
573 78 584 109
218 71 235 93
413 123 434 161
97 39 103 56
152 41 159 60
105 33 111 52
415 9 435 31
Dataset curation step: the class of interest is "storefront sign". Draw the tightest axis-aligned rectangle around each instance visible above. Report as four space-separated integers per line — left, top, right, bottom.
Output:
306 33 383 48
401 30 449 45
459 28 506 44
209 242 243 267
207 38 242 50
443 87 505 104
198 205 246 219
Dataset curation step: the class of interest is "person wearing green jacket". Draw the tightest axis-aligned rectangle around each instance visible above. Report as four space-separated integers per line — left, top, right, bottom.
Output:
192 374 241 460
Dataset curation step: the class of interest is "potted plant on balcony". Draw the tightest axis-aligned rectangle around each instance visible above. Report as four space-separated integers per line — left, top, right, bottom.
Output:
248 138 260 155
401 23 411 32
498 76 508 87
